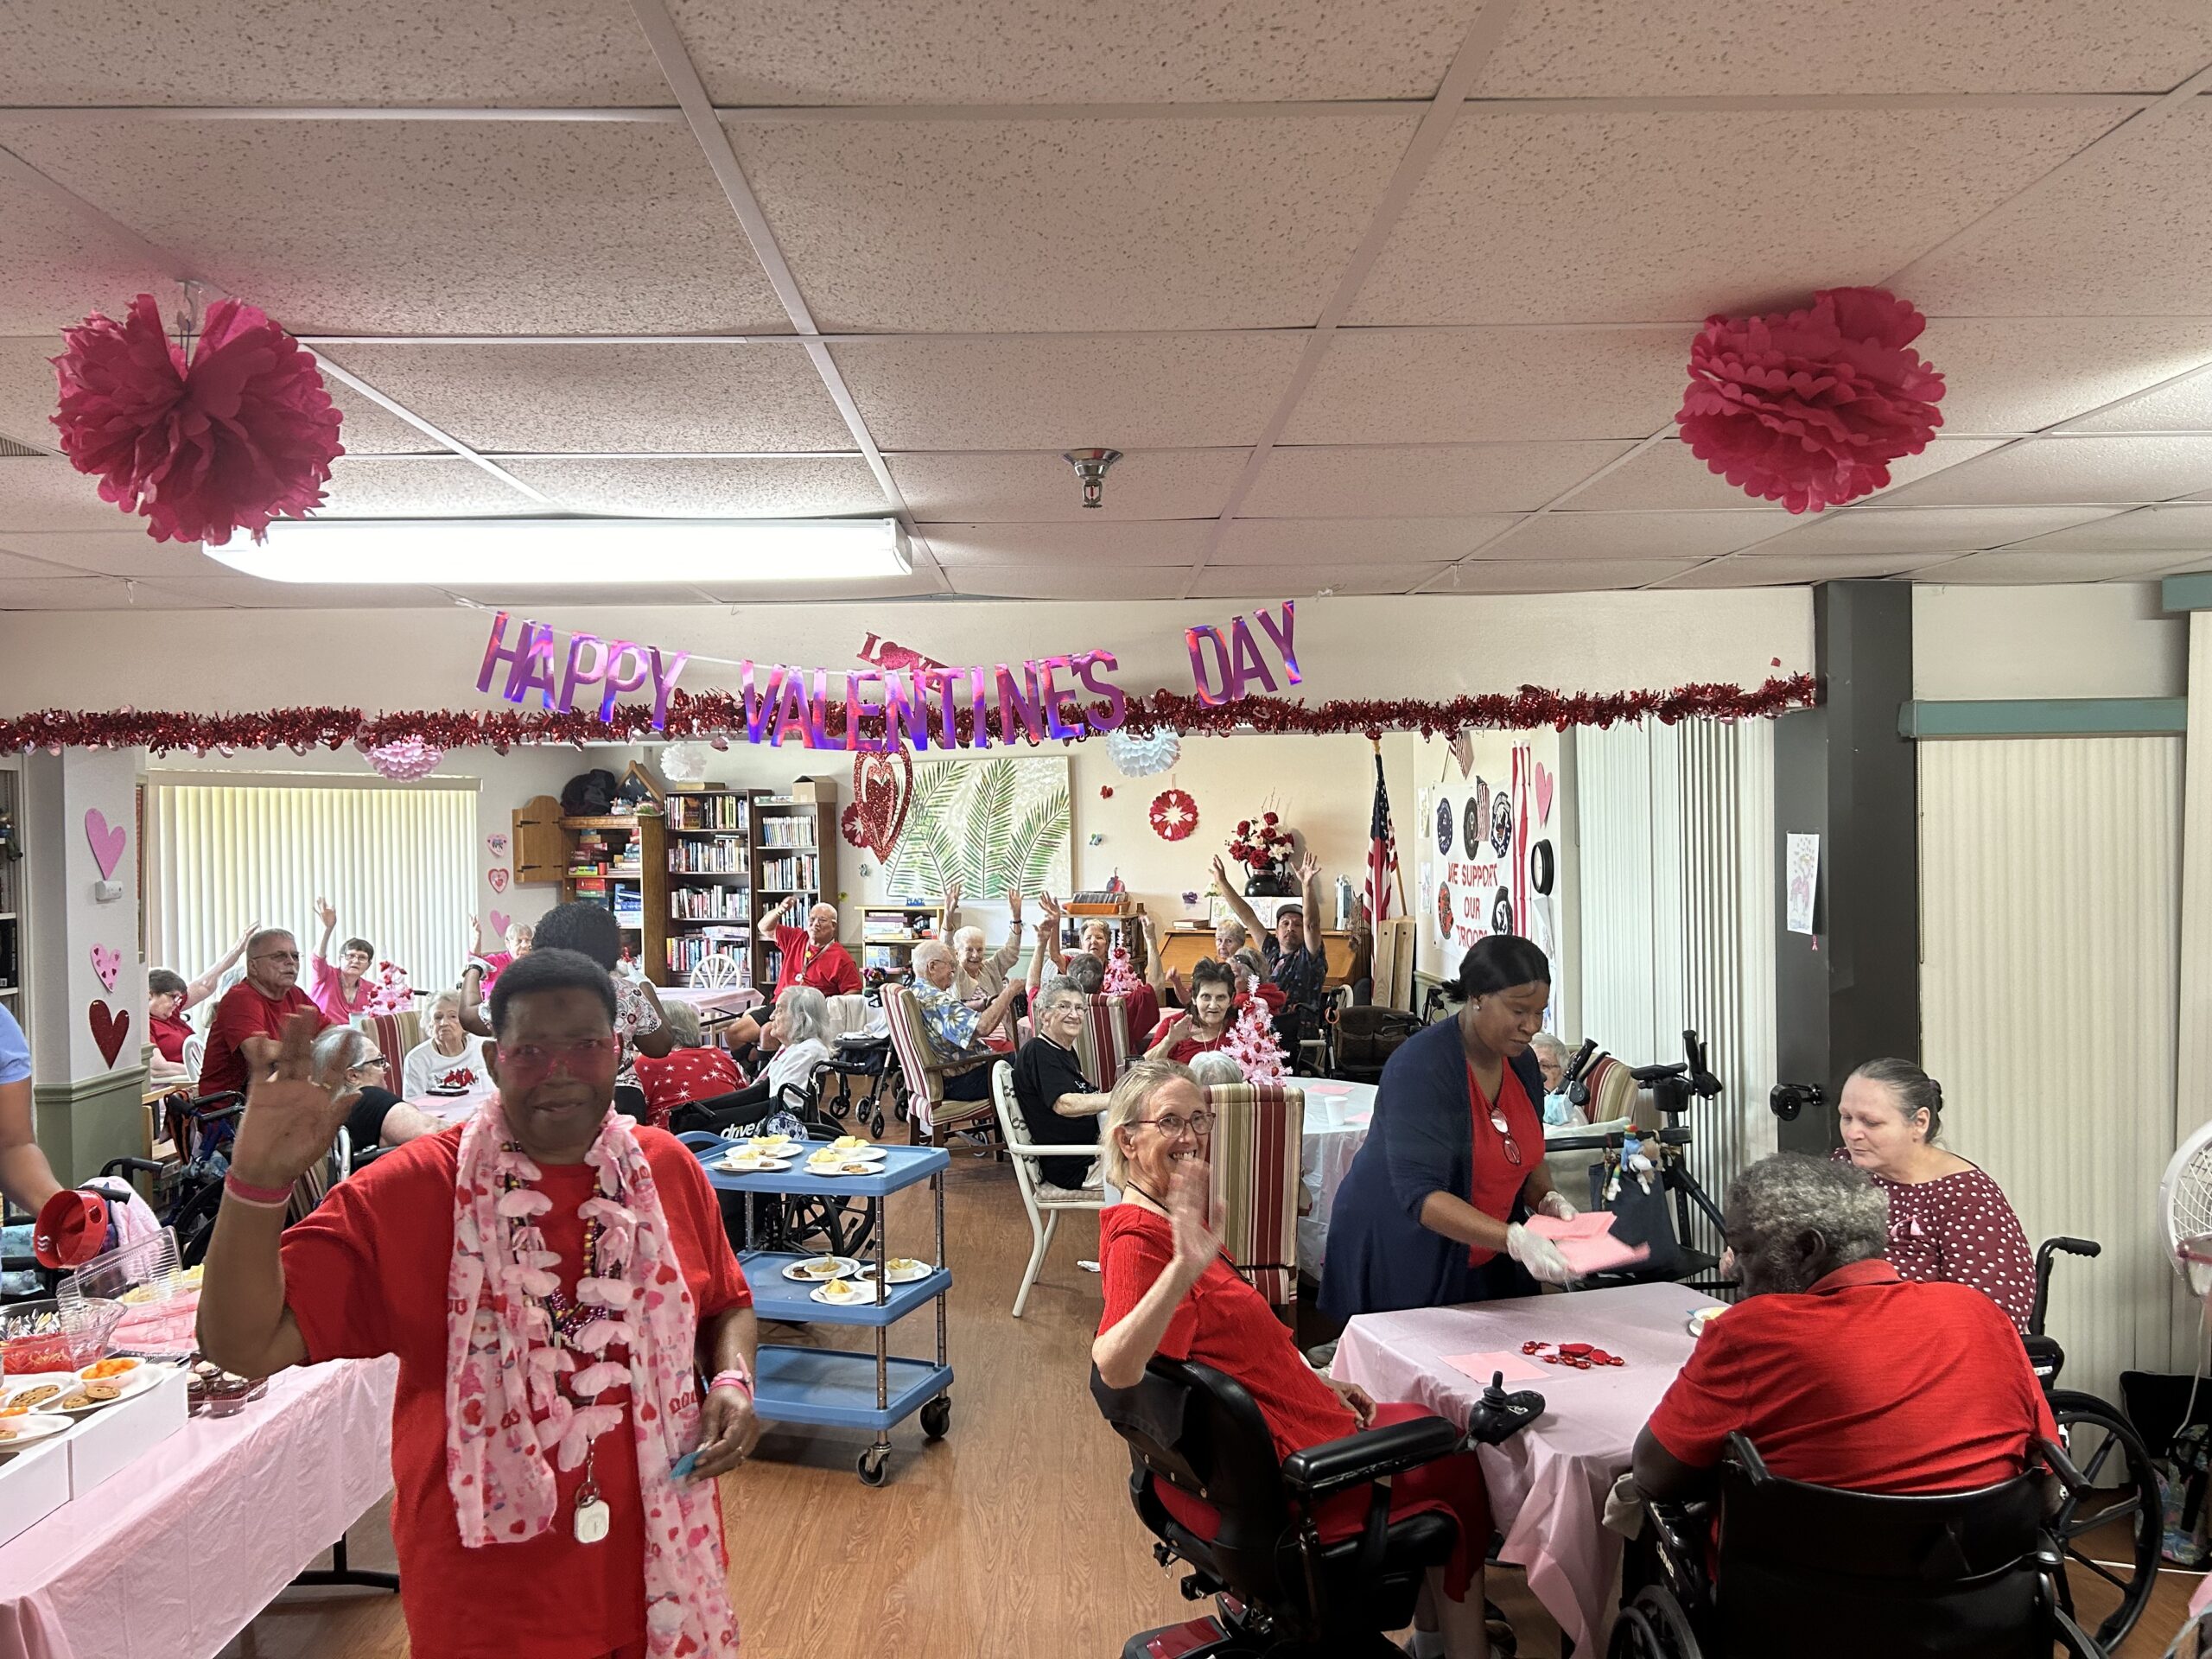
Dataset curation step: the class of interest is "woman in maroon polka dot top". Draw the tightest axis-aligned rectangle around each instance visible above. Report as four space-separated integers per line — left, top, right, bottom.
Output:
1832 1058 2034 1332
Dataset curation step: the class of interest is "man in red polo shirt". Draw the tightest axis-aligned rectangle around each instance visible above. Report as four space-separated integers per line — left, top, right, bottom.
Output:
197 928 331 1100
761 896 861 1000
1636 1154 2056 1501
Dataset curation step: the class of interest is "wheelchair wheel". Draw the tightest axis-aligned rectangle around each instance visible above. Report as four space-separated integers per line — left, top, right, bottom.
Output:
2048 1390 2160 1653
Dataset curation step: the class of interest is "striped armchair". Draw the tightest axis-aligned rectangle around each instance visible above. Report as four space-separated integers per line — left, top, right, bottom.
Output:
1013 991 1130 1089
1202 1080 1305 1313
881 983 999 1147
352 1007 423 1075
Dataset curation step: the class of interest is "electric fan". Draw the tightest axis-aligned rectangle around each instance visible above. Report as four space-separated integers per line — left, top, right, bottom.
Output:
2158 1117 2212 1297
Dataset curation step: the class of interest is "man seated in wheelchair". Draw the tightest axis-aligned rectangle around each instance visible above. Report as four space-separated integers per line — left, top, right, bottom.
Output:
1633 1154 2056 1509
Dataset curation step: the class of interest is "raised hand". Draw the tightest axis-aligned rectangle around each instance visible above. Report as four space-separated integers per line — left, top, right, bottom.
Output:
1296 852 1322 883
313 896 337 931
1211 855 1233 892
944 877 963 912
1007 889 1023 922
1037 892 1065 921
227 1011 353 1192
1165 1157 1223 1288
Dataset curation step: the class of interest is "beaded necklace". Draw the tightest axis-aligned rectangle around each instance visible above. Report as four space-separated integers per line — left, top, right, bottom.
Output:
498 1150 606 1344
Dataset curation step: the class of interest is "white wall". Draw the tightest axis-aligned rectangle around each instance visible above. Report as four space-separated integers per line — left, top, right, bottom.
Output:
1914 582 2185 700
22 747 141 1082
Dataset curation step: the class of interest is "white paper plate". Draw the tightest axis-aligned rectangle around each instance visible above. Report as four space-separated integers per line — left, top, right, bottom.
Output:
808 1282 884 1307
880 1260 935 1285
48 1363 163 1414
0 1374 78 1416
781 1256 861 1283
0 1412 73 1451
715 1154 792 1173
1687 1305 1726 1338
804 1149 886 1166
809 1162 887 1178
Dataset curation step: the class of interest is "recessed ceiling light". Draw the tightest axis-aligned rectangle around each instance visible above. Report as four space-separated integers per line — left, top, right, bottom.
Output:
216 518 910 584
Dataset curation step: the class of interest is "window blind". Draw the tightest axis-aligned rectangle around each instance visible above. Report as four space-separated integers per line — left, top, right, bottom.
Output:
152 779 478 1002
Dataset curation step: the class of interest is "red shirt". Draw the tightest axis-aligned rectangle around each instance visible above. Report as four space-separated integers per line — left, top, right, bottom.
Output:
1465 1060 1542 1266
1647 1259 2058 1493
149 1010 194 1063
1100 1205 1353 1462
281 1122 752 1659
772 924 861 999
1143 1013 1230 1066
198 981 327 1099
632 1047 743 1128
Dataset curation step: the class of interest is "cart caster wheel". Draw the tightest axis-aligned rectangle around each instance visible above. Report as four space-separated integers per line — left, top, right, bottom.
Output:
921 1396 951 1440
857 1448 890 1486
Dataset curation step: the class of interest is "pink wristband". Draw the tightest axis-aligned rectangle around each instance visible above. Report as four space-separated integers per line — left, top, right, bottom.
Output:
709 1368 753 1400
223 1172 292 1210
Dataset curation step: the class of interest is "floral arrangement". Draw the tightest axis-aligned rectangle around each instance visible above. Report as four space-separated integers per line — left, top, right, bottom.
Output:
1226 810 1294 879
363 960 413 1015
1221 993 1285 1085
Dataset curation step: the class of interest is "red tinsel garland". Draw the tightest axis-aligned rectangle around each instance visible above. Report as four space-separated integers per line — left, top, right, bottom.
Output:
0 676 1816 757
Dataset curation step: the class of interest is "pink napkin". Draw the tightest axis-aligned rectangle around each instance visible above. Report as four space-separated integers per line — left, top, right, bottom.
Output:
1527 1212 1650 1274
1526 1212 1614 1242
1441 1350 1544 1384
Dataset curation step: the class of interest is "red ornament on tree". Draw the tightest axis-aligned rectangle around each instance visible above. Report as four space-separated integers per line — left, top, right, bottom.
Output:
1149 788 1198 842
51 292 345 546
1677 286 1943 514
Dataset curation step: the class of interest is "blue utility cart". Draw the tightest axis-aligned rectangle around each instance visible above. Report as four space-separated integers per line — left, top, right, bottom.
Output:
686 1135 952 1485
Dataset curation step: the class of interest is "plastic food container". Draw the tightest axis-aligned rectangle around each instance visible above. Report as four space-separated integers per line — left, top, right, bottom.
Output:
1 1298 124 1376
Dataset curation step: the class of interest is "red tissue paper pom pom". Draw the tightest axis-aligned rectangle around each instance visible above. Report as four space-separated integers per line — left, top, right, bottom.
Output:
1676 286 1943 514
51 292 345 545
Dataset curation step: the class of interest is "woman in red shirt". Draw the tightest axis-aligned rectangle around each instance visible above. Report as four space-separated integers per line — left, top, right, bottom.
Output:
1094 1060 1498 1659
631 1002 744 1129
196 950 760 1659
1141 957 1236 1065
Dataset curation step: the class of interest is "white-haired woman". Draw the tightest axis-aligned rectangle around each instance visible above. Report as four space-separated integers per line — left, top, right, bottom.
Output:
311 1027 440 1183
401 990 493 1100
912 938 1020 1102
1033 894 1163 1053
1093 1060 1500 1659
940 878 1026 1008
679 986 834 1135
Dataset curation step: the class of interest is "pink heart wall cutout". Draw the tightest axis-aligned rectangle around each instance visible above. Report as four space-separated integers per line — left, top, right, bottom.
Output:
1534 763 1554 826
84 808 126 880
486 833 510 856
487 868 510 893
488 909 513 938
88 1001 130 1068
90 944 120 991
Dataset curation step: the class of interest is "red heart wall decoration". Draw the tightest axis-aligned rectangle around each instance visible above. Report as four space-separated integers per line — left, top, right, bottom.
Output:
487 868 510 893
850 746 913 857
88 1001 130 1068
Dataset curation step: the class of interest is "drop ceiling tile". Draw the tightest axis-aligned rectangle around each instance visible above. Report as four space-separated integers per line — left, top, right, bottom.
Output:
329 344 852 454
1915 549 2210 584
319 458 537 517
920 520 1213 566
0 119 791 336
1471 510 1795 562
440 583 715 609
1442 558 1700 593
1560 437 2006 512
695 571 944 604
731 113 1420 331
946 565 1196 600
2063 363 2212 433
1920 317 2212 433
0 0 671 104
1910 105 2212 317
0 531 238 579
1351 107 2120 327
678 0 1478 102
1287 328 1686 445
1748 504 2122 556
1651 551 1947 588
0 456 143 531
1243 442 1632 517
1189 563 1446 598
887 450 1243 522
1477 0 2212 95
323 382 444 456
134 577 464 608
1876 435 2212 507
0 543 81 580
1214 516 1522 565
1997 504 2212 551
0 171 175 337
500 456 887 517
835 334 1305 451
0 575 180 610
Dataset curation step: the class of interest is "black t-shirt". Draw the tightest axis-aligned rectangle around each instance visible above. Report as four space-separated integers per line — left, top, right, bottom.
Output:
1010 1037 1099 1190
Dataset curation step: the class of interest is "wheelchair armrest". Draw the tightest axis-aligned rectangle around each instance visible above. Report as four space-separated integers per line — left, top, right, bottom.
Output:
1281 1414 1462 1503
99 1157 168 1181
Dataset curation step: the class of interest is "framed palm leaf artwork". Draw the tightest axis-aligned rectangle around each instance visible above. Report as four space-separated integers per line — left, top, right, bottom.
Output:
882 755 1071 899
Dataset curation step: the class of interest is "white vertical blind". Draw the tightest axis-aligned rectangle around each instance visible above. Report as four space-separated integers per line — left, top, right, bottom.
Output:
152 779 477 1001
1920 736 2185 1403
1574 719 1777 1248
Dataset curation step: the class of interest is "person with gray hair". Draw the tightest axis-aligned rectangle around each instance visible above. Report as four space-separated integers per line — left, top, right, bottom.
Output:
676 984 836 1135
940 877 1027 1007
1185 1050 1243 1089
196 927 332 1103
1633 1154 2057 1506
1010 975 1111 1188
310 1023 441 1160
911 938 1019 1103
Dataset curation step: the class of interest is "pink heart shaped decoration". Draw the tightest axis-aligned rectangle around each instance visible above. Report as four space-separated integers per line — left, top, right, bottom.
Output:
487 868 510 893
486 833 510 857
1534 762 1554 826
90 944 120 991
84 808 126 880
489 909 512 938
850 746 913 857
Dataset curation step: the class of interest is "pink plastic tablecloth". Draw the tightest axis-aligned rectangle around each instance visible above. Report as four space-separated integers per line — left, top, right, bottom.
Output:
0 1356 398 1659
658 986 764 1020
1332 1281 1714 1655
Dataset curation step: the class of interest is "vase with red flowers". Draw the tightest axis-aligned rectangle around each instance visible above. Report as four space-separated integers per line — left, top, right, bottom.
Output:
1226 811 1297 897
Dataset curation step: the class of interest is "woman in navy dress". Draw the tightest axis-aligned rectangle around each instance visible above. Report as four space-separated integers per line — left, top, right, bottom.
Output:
1319 937 1579 1322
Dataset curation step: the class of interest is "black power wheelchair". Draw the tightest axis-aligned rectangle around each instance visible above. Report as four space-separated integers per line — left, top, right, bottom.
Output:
1093 1357 1545 1658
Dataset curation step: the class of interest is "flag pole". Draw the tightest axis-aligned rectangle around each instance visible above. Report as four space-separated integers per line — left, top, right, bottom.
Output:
1371 735 1408 914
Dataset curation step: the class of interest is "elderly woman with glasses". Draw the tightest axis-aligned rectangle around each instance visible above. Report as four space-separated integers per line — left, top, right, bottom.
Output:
1095 1059 1502 1659
313 1025 442 1158
1010 976 1112 1189
199 948 758 1659
1319 936 1577 1325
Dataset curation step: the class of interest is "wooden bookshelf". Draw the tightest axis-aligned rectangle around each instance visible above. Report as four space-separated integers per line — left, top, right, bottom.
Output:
557 810 670 984
664 785 756 984
749 778 839 993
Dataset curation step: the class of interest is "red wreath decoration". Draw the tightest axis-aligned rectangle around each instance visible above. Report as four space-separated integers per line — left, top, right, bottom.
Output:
1676 286 1943 514
50 292 345 545
1149 788 1198 842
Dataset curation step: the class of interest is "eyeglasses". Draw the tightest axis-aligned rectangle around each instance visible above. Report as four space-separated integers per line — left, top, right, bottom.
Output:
252 951 300 963
1490 1107 1522 1166
495 1036 619 1084
1135 1110 1216 1140
350 1055 390 1073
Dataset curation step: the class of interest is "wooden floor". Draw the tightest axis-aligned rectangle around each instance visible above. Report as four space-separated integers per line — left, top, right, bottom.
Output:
218 1152 2196 1658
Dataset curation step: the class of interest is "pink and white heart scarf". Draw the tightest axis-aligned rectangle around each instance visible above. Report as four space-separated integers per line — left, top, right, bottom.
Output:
445 1095 739 1656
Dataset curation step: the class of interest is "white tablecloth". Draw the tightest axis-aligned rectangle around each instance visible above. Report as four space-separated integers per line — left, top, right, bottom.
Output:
1297 1080 1376 1276
0 1357 398 1659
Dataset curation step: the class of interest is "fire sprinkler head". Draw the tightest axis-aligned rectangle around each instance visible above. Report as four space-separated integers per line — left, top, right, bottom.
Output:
1063 448 1122 510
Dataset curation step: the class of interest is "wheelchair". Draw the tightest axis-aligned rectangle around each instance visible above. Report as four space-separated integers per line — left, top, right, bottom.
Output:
1611 1432 2102 1659
1093 1357 1544 1658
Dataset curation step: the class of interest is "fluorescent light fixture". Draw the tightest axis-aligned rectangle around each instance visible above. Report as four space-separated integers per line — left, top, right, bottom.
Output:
215 517 910 584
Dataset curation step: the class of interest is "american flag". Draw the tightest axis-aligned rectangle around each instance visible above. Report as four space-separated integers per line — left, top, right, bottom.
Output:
1363 748 1401 921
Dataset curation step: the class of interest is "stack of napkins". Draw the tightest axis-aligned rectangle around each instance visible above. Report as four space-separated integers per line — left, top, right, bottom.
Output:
1526 1211 1650 1274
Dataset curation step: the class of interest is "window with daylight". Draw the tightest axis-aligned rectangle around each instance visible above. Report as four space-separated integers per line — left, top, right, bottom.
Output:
150 778 478 1002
